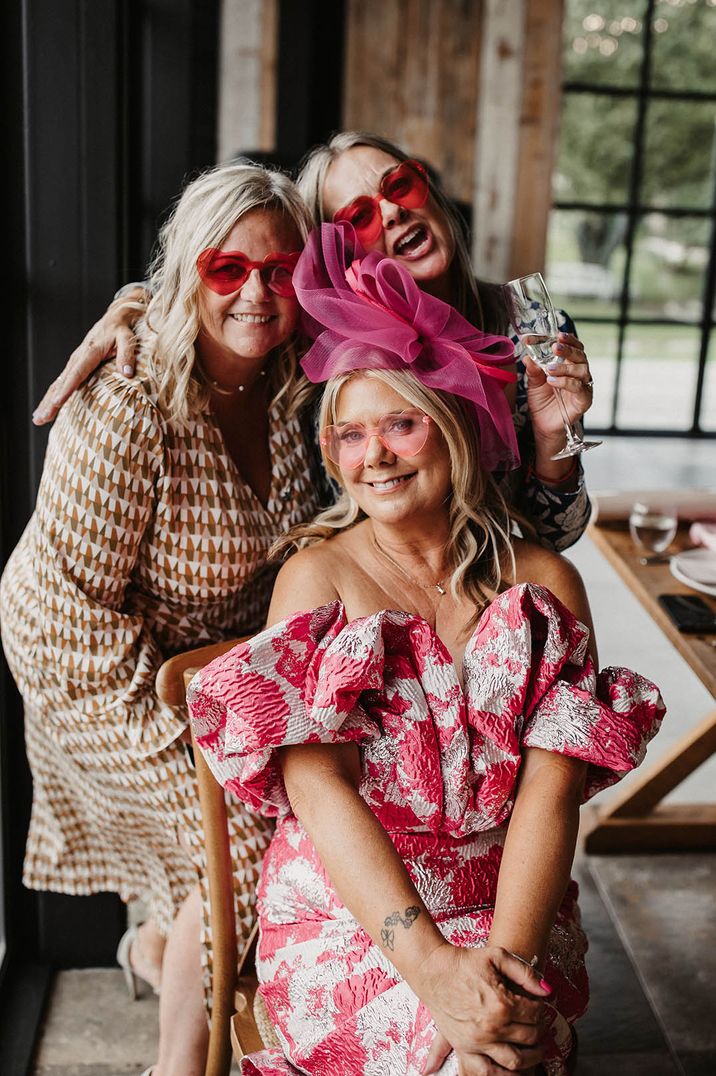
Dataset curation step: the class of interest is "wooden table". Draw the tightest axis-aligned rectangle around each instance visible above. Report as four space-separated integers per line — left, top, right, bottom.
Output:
584 523 716 853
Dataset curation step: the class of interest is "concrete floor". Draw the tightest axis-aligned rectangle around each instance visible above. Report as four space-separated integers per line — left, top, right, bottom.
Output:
30 435 716 1075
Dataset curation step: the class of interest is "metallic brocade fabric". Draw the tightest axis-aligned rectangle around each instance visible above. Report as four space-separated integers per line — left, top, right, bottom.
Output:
190 585 664 1074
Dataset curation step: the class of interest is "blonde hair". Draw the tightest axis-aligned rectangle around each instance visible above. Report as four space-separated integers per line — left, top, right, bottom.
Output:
274 367 526 621
297 130 492 331
137 162 315 425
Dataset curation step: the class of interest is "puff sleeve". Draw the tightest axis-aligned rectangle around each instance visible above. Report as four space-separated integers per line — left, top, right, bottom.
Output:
465 583 665 807
188 601 385 817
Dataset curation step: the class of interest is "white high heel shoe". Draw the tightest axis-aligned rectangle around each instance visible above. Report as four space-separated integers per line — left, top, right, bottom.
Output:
116 924 161 999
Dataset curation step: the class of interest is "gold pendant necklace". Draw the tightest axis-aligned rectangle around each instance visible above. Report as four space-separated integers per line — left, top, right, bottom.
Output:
208 369 266 396
372 535 450 596
197 357 267 396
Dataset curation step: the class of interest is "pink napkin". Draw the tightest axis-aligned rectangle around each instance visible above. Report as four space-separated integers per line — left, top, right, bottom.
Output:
689 522 716 553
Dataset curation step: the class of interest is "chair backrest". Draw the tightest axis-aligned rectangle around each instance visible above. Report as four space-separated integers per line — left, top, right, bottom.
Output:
155 637 243 705
157 637 254 1076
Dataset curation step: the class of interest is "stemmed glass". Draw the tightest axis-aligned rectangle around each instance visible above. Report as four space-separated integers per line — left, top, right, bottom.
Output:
503 272 601 460
629 500 678 563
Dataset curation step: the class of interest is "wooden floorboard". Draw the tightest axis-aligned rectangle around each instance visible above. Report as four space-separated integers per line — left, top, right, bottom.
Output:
588 853 716 1072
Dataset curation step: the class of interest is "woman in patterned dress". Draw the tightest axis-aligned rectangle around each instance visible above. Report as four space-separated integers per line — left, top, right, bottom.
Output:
32 133 592 555
187 229 664 1076
0 162 325 1075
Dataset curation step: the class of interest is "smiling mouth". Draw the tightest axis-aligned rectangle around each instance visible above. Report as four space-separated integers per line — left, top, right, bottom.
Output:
228 313 276 324
393 225 430 257
366 473 415 492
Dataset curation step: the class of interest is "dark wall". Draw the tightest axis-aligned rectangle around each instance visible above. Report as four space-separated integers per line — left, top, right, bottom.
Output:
0 3 220 1044
276 0 346 167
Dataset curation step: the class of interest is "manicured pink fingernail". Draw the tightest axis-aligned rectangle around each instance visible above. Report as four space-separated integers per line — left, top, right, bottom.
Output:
122 364 134 376
540 978 553 993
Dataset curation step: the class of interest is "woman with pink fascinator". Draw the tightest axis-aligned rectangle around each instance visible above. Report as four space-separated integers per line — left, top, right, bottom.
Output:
187 224 664 1076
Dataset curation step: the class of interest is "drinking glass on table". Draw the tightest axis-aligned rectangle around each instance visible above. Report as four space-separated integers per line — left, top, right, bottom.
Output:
503 272 602 459
629 501 678 559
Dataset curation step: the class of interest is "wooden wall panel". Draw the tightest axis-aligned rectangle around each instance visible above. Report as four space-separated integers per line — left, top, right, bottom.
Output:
472 0 525 282
218 0 277 161
342 0 564 282
343 0 484 204
510 0 564 278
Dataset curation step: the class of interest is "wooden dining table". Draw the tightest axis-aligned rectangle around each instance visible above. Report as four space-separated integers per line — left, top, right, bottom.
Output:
584 522 716 853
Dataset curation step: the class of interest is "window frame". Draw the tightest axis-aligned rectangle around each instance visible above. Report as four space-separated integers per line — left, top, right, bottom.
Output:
553 0 716 437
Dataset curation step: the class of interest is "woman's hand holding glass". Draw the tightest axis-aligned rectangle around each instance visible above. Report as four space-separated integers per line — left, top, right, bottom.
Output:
418 943 549 1074
523 331 595 448
504 272 600 461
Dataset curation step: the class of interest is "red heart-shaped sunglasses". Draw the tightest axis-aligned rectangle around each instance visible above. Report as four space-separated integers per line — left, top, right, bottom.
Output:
196 249 301 297
333 159 429 246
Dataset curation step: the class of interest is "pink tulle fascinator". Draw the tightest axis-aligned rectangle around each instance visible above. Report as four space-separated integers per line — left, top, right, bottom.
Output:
293 222 519 472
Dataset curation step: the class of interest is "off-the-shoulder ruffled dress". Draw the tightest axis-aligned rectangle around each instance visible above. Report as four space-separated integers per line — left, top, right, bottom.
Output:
188 583 664 1076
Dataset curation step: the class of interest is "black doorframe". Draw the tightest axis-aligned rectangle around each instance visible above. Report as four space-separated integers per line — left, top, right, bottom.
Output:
1 1 218 1068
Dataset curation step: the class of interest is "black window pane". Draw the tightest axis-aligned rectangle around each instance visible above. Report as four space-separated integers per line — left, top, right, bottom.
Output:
546 208 626 320
563 0 646 89
650 0 716 93
553 93 638 205
702 334 716 432
616 324 701 429
628 213 709 321
642 99 716 209
577 321 621 427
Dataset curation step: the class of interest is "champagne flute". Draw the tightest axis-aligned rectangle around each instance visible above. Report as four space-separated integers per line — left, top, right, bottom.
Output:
503 272 601 460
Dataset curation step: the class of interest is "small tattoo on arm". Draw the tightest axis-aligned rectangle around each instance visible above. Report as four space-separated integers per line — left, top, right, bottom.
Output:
381 906 421 951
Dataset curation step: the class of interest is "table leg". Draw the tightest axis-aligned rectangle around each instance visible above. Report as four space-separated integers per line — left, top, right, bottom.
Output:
585 706 716 853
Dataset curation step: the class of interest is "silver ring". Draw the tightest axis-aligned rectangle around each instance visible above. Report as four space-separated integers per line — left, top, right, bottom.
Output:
586 378 594 391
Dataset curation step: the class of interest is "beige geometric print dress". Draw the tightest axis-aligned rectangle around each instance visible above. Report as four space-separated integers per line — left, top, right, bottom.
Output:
0 361 321 1006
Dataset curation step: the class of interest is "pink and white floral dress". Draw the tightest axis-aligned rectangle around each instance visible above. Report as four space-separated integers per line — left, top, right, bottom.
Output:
188 583 664 1076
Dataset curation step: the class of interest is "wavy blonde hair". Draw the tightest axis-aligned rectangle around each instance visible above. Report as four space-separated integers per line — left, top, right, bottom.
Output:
296 130 505 333
274 368 527 619
137 162 315 425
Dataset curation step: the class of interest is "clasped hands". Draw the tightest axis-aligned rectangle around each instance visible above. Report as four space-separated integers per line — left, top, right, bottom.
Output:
418 943 550 1075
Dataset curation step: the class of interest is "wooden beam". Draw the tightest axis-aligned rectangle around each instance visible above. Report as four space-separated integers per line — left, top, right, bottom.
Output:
472 0 525 282
607 707 716 819
218 0 278 161
510 0 565 278
585 804 716 854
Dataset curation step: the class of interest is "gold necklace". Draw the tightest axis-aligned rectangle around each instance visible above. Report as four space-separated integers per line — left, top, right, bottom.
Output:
372 535 450 596
207 369 266 396
197 356 267 396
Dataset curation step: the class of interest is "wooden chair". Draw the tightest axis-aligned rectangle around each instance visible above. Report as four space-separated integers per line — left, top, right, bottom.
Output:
156 638 277 1076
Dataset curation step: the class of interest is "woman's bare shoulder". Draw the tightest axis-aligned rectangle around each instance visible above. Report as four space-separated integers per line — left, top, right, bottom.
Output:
267 531 357 625
511 539 589 615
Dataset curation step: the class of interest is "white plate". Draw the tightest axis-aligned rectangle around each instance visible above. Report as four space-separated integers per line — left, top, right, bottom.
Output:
670 548 716 598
